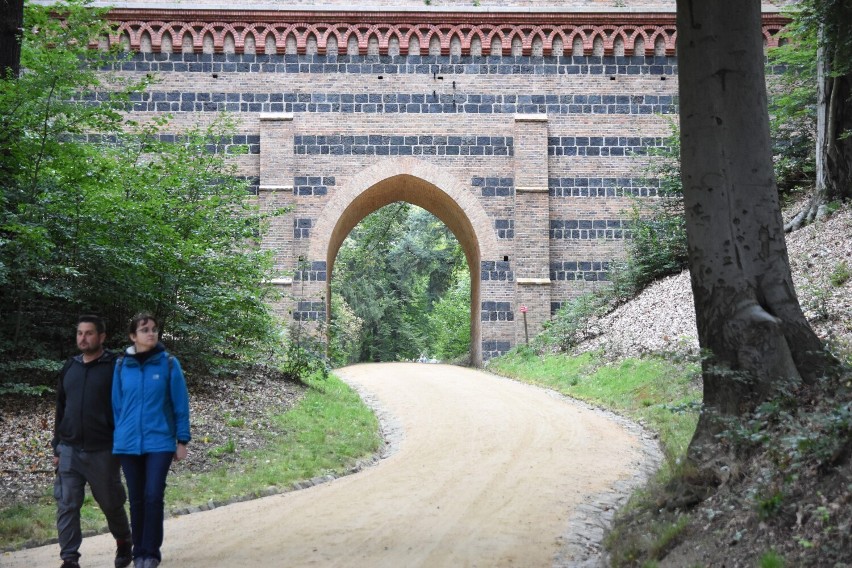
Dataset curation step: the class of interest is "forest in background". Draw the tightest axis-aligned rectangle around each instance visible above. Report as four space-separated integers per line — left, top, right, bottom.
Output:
327 203 470 366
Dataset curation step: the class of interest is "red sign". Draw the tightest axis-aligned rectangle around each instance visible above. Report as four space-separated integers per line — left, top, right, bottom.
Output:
520 305 528 313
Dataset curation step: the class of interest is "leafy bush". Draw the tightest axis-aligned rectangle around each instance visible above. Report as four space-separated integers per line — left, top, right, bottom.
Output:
535 292 611 352
0 0 285 379
427 267 471 360
617 122 689 297
767 7 818 197
829 261 851 287
279 329 330 384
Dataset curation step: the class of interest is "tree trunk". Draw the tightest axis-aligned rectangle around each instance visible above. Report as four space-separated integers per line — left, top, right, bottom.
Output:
0 0 24 78
785 21 852 232
675 0 836 469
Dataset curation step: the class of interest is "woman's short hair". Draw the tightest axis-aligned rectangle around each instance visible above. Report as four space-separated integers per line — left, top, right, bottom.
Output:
129 312 158 335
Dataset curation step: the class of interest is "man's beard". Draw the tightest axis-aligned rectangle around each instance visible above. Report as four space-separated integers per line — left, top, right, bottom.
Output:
79 344 102 355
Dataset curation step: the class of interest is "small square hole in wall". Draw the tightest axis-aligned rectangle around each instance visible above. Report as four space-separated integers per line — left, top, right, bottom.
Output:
503 255 509 262
298 255 306 262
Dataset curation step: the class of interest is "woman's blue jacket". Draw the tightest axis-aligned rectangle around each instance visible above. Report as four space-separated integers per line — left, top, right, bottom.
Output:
112 345 191 455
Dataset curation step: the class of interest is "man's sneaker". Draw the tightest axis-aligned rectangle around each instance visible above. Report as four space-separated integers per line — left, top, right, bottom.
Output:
115 540 133 568
60 561 80 568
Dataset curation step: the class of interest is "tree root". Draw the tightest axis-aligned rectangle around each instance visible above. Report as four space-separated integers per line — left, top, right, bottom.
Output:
785 194 831 232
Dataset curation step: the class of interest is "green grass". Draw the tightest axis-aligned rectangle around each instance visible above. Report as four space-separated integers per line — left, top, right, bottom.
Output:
166 371 381 508
0 493 113 549
487 349 701 465
0 371 380 550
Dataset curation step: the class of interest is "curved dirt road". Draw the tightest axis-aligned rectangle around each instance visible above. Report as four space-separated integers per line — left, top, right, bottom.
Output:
2 363 652 568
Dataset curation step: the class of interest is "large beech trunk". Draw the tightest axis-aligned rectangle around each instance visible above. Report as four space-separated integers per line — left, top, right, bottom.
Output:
0 0 23 78
676 0 835 465
815 44 852 203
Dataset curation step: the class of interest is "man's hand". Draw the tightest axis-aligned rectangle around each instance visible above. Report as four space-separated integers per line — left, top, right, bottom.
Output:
175 443 188 462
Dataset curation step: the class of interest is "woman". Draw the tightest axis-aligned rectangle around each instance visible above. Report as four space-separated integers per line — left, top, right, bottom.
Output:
112 313 191 568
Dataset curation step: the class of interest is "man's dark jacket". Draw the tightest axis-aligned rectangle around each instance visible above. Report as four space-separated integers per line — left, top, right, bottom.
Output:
52 350 117 454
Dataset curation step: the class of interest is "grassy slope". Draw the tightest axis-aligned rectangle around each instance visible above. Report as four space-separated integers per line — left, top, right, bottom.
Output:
487 349 701 469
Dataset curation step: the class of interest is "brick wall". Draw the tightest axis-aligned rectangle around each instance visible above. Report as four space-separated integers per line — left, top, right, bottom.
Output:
88 5 786 364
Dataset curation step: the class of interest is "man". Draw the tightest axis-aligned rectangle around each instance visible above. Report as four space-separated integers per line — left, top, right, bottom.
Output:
52 315 132 568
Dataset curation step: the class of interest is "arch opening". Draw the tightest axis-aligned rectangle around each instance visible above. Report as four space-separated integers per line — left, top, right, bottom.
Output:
325 174 482 366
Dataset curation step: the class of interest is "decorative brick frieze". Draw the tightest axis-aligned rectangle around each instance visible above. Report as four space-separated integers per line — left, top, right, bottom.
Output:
550 220 631 240
118 88 677 115
473 176 514 197
100 9 787 57
294 134 513 156
294 261 327 282
548 136 667 157
549 261 611 281
549 177 660 198
293 218 315 239
480 260 513 282
482 340 512 361
294 175 335 196
495 219 514 239
293 301 326 322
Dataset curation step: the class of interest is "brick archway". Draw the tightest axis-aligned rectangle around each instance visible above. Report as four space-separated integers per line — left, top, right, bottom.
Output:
309 157 500 366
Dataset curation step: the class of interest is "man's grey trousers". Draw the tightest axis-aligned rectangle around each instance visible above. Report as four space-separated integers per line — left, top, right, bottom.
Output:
55 444 131 562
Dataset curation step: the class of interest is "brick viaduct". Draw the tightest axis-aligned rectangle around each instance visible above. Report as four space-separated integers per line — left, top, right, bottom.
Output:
88 1 786 365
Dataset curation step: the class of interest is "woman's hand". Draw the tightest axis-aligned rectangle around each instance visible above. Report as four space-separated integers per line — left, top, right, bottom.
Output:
175 443 188 462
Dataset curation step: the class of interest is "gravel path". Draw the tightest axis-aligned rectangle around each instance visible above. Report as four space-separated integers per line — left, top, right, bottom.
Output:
1 363 659 568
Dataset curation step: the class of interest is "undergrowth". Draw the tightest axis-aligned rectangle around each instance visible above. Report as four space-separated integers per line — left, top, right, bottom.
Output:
606 366 852 567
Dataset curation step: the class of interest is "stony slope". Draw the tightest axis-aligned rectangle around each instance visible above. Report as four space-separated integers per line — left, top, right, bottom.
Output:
575 203 852 362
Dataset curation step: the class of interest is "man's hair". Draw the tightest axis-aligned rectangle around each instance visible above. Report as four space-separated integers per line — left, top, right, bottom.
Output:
129 312 159 335
77 314 106 335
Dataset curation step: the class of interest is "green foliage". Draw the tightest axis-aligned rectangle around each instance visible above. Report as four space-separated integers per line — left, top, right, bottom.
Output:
720 383 852 477
327 294 364 367
757 489 785 520
0 0 285 379
535 292 611 352
279 329 330 383
759 550 786 568
427 267 471 359
767 9 818 195
829 260 851 286
617 121 688 297
208 438 237 458
0 382 52 396
332 204 469 363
